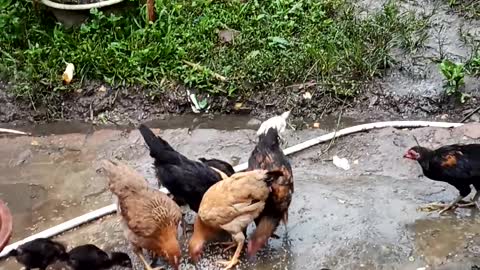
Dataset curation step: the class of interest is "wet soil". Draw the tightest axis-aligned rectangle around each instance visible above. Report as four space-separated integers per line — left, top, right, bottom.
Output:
1 0 480 126
1 120 480 270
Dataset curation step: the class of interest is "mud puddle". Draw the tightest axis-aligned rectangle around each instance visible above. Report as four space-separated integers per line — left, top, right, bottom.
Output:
1 120 480 270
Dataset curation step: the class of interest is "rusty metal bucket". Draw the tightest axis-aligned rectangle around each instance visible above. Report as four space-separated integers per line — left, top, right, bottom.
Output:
0 199 12 252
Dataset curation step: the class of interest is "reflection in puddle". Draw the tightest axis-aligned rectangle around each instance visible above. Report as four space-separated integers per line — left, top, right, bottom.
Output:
409 215 480 266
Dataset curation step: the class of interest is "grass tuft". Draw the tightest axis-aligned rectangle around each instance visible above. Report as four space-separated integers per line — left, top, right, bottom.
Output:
0 0 428 101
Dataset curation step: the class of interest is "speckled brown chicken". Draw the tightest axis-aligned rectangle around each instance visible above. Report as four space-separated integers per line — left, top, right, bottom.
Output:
101 160 182 270
188 169 284 270
247 127 294 257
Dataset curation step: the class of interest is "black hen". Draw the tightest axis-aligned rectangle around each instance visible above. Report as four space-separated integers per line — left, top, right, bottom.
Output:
404 143 480 214
64 244 132 270
138 124 233 212
6 238 66 270
246 127 294 257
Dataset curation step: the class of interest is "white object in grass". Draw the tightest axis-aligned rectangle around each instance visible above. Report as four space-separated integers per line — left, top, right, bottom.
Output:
62 63 75 84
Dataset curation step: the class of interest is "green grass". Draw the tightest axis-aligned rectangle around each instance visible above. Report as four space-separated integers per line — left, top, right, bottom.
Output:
447 0 479 19
0 0 428 101
467 53 480 76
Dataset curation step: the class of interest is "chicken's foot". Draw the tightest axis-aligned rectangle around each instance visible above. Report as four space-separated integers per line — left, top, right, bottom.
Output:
418 195 466 214
217 233 245 270
135 251 164 270
455 191 480 210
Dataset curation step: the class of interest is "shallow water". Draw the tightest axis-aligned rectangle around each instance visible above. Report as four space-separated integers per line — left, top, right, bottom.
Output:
1 118 480 270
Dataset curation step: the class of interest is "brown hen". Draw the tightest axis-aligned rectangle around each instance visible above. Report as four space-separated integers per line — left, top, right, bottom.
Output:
101 160 182 270
188 169 283 270
247 127 294 257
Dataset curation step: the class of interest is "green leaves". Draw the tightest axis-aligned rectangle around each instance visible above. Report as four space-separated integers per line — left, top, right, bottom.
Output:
440 59 468 103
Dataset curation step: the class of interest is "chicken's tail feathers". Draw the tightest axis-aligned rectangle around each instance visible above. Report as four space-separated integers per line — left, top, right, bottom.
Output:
138 124 180 164
100 159 147 197
247 216 281 257
139 124 165 151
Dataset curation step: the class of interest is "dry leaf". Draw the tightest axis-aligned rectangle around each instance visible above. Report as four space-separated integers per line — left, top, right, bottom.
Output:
98 85 107 92
62 63 75 84
303 91 312 100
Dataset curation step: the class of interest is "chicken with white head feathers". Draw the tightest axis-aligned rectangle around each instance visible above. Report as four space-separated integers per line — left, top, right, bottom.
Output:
256 111 291 145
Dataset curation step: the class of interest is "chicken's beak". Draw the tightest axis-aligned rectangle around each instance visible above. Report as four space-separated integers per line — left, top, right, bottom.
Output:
403 150 414 159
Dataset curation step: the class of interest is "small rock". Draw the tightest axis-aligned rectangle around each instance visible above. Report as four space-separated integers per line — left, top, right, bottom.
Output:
218 29 239 44
333 155 350 170
369 96 378 107
14 149 33 166
440 114 448 120
462 123 480 139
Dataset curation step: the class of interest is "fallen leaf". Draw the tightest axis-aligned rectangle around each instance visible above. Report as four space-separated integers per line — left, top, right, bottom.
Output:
234 103 243 110
62 63 75 84
98 85 107 92
218 29 239 44
303 91 312 100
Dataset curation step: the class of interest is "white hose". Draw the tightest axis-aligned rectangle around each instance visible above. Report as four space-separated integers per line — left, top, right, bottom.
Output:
0 120 463 258
41 0 124 10
0 128 29 135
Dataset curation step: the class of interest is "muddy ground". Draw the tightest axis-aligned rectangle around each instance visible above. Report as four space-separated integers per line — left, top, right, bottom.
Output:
0 0 479 126
1 119 480 270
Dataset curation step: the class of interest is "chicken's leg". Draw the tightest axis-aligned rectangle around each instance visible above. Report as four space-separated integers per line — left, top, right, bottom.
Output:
213 241 237 252
418 195 468 214
217 232 245 270
438 195 463 214
135 250 164 270
472 191 480 210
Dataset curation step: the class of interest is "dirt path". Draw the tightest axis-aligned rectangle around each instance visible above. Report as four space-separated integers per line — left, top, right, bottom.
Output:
1 120 480 269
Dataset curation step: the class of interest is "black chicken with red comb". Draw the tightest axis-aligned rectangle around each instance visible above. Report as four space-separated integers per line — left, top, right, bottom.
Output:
404 143 480 214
